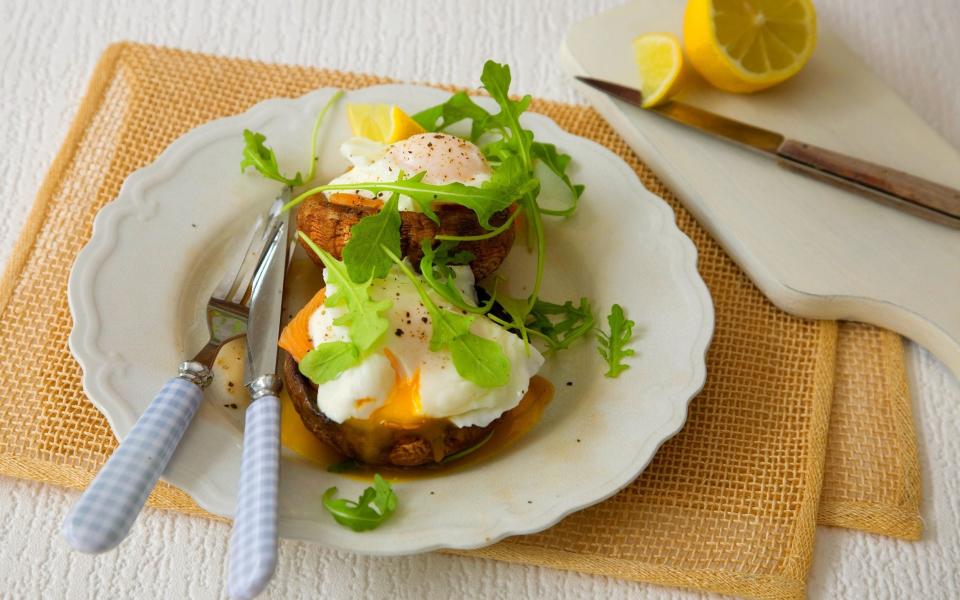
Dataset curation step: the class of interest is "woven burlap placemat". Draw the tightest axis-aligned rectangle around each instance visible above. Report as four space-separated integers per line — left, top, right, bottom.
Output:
0 43 922 600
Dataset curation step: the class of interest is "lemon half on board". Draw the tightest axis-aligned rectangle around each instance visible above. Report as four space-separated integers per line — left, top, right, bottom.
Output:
684 0 817 93
346 104 426 143
633 33 690 107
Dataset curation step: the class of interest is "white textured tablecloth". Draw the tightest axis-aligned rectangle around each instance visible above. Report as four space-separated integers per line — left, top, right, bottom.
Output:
2 1 959 598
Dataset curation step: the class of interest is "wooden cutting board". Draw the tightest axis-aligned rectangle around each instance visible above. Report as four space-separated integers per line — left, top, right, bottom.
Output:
561 0 960 378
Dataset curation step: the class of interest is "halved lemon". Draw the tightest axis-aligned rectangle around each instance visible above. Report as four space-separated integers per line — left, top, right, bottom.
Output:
683 0 817 93
346 104 426 143
633 33 690 108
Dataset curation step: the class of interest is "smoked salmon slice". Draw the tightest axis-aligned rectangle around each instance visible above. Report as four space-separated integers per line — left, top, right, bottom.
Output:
278 288 327 362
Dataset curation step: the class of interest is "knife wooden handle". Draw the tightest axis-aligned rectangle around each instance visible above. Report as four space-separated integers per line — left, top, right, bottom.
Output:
777 139 960 226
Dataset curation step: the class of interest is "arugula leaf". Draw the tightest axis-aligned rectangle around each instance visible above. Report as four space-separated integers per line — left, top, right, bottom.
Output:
492 292 529 329
282 62 588 366
425 303 472 351
242 93 341 187
474 60 546 315
531 141 584 217
450 333 512 387
488 294 594 354
479 61 534 170
525 297 595 353
298 232 391 353
411 103 445 133
341 193 402 283
304 90 344 184
285 161 535 229
425 239 475 273
419 240 496 316
383 246 511 388
481 155 539 217
412 91 492 141
299 341 359 385
597 304 636 378
240 129 303 186
322 474 397 532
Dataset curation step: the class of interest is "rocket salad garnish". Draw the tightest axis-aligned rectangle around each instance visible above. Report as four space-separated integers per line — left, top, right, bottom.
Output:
322 474 397 532
242 61 636 376
241 61 642 536
383 245 511 388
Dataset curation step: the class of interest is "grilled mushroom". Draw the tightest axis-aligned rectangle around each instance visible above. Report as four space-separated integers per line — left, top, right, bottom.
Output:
296 193 516 281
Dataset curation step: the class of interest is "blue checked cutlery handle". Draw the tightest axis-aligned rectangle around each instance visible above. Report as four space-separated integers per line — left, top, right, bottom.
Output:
227 394 281 600
62 372 207 553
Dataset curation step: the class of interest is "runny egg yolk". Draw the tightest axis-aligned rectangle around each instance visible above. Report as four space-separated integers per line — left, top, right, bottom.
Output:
361 349 425 427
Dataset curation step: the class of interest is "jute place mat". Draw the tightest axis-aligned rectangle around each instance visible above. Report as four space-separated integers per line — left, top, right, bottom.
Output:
0 43 922 600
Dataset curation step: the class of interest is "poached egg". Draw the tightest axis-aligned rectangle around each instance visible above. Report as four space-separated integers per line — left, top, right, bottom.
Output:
306 265 544 428
327 132 492 211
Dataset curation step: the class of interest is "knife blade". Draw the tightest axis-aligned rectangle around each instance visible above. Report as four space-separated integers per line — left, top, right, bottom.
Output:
575 76 960 228
243 200 291 388
227 187 292 600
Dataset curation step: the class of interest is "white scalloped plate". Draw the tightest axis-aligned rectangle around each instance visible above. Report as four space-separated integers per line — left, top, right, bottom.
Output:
68 84 713 555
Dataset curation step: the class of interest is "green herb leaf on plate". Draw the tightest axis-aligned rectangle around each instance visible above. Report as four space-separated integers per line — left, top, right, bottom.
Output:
597 304 636 378
424 239 475 274
383 245 511 388
341 192 402 283
287 161 534 230
412 91 493 141
531 141 585 217
479 61 534 170
322 474 397 532
449 333 512 387
299 341 359 385
240 129 303 187
298 232 391 354
419 240 497 316
303 90 344 184
279 62 590 370
526 297 595 354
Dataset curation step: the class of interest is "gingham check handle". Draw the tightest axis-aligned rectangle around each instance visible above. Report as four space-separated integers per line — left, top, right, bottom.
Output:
61 376 204 553
227 395 280 600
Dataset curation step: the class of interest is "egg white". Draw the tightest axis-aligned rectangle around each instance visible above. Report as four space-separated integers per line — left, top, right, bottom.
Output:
307 266 544 428
327 133 492 212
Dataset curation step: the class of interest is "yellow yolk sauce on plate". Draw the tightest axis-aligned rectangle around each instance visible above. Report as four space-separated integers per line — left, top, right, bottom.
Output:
279 375 555 481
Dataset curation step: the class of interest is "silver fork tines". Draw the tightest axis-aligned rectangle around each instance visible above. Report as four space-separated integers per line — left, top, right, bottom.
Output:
213 198 285 305
195 197 286 367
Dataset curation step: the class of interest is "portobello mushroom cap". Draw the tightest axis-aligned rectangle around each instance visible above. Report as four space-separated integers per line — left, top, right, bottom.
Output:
296 193 516 281
283 353 499 467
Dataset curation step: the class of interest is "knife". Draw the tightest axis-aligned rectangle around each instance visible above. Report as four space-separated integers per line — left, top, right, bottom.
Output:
226 189 293 600
575 76 960 229
62 200 281 554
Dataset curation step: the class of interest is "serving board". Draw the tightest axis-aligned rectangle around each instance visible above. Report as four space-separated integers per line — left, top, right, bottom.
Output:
561 0 960 378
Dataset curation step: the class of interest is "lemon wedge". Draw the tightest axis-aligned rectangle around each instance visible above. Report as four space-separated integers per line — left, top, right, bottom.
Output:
683 0 817 93
633 33 689 107
347 104 426 143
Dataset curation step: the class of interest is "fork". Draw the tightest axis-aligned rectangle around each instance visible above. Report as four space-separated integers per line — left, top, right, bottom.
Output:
62 199 283 554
